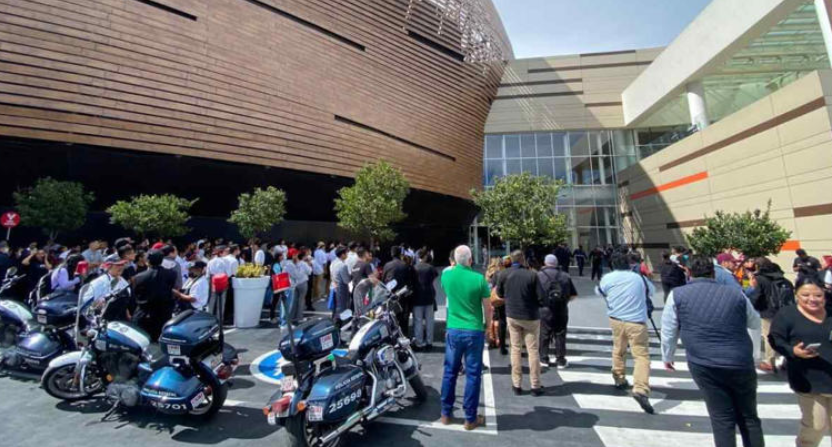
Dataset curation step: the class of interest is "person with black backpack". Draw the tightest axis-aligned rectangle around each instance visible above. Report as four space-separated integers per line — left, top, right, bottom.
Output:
748 257 795 373
538 255 578 368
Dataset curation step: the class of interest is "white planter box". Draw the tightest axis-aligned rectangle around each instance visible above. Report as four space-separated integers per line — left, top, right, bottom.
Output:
231 276 270 328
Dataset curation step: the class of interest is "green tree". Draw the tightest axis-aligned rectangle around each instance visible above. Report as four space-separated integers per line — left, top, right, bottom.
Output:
335 161 410 244
228 186 287 240
471 172 568 248
13 177 94 241
687 202 791 257
107 194 196 238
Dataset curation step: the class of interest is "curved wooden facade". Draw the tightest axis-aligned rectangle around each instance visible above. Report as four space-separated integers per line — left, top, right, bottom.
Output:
0 0 509 200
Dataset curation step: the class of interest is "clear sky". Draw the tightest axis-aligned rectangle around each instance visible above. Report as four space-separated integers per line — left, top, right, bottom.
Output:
492 0 713 59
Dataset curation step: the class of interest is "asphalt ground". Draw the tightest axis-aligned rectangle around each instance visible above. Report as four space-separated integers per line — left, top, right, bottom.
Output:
0 274 801 447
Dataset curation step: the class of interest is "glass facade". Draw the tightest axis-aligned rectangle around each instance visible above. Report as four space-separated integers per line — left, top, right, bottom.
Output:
482 128 680 250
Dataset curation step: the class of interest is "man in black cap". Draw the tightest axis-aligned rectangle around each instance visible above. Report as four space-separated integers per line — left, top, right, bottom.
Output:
173 261 209 312
131 250 178 341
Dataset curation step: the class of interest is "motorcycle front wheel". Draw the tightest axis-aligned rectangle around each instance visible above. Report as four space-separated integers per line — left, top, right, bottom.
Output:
285 413 343 447
42 363 102 401
409 374 428 403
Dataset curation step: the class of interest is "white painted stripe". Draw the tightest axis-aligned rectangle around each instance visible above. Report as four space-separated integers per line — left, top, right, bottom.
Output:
572 394 799 420
224 399 497 435
565 356 690 372
557 370 792 394
481 346 498 432
594 426 795 447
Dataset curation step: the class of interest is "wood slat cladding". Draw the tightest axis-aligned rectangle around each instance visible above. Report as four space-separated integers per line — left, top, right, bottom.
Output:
0 0 508 199
130 0 197 21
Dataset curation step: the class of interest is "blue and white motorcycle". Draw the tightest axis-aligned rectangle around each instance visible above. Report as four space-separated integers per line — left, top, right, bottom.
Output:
263 283 427 447
0 268 32 348
41 282 239 419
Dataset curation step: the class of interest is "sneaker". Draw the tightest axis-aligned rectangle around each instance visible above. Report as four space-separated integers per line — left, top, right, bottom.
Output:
614 380 630 390
633 393 654 414
531 387 544 397
512 386 523 396
555 357 569 369
464 415 486 431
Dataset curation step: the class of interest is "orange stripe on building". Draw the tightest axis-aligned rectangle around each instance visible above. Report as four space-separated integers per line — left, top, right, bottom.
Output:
630 171 709 201
781 240 802 251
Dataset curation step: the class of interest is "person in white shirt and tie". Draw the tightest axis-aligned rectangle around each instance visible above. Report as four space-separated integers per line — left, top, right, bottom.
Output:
313 241 328 299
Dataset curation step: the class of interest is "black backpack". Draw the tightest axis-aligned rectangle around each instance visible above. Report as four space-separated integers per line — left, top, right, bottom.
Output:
768 276 795 312
542 270 565 308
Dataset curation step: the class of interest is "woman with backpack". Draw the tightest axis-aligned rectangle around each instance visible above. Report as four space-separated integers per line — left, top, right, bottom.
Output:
749 258 795 373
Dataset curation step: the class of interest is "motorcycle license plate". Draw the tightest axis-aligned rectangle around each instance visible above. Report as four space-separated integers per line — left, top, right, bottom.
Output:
190 392 204 409
37 315 47 324
167 344 181 356
308 405 324 421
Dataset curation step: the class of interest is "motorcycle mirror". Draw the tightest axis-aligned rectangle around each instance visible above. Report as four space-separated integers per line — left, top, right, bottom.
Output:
384 280 397 292
339 309 353 321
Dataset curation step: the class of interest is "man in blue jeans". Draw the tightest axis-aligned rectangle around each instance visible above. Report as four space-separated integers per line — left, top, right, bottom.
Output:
439 245 493 431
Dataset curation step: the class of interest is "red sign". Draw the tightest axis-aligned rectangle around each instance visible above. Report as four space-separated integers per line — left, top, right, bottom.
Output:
1 212 19 229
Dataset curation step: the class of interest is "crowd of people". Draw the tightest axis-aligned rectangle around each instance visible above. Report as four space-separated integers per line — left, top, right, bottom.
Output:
6 235 832 445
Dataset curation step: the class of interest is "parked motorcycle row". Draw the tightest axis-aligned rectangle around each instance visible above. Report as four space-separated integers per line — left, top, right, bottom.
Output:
1 267 427 447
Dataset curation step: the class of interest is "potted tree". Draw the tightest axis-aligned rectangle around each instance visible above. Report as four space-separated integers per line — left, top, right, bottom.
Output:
228 186 287 328
230 264 270 328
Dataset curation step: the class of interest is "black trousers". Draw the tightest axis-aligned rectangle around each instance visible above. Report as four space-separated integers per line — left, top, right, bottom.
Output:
539 307 568 360
688 363 764 447
576 259 585 276
591 263 602 280
495 305 507 349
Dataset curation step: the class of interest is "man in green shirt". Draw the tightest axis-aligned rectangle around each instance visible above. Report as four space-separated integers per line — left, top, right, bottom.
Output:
440 245 492 431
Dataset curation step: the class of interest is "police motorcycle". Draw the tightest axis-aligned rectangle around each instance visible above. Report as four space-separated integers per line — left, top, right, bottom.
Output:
0 268 32 348
41 278 239 419
263 281 427 447
0 280 86 373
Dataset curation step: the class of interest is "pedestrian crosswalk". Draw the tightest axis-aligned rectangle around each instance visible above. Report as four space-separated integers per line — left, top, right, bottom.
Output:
559 330 800 447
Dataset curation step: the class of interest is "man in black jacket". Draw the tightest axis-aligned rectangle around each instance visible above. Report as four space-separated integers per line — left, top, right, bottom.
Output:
383 246 415 337
748 258 794 373
132 250 178 341
659 251 687 302
497 250 546 396
538 255 578 368
0 241 13 284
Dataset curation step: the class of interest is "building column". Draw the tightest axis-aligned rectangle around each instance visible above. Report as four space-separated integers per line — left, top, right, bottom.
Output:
815 0 832 64
686 80 709 130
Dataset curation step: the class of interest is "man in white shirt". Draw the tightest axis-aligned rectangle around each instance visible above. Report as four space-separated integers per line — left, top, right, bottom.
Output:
275 240 288 259
161 245 184 290
174 261 209 311
284 250 312 323
207 247 228 277
223 245 240 277
345 242 359 272
81 255 130 320
312 243 326 300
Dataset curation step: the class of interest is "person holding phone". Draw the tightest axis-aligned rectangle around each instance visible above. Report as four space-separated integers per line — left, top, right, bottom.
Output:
769 274 832 446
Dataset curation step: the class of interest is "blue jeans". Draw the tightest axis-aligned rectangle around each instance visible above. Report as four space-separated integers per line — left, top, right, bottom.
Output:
441 329 484 423
280 288 296 326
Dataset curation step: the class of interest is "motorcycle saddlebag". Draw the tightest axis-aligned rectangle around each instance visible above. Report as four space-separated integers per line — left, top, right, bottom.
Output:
305 365 366 423
140 366 206 415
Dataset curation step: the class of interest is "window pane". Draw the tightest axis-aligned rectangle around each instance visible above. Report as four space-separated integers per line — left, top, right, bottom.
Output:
521 158 537 175
552 132 567 156
484 160 503 185
536 133 553 157
601 156 614 185
554 158 568 182
538 157 554 178
505 135 520 158
612 130 635 156
506 159 521 175
485 135 502 159
521 134 536 158
571 154 591 185
569 132 590 156
598 131 612 156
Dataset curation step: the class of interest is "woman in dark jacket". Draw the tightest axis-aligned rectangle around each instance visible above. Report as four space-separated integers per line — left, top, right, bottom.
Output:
769 275 832 446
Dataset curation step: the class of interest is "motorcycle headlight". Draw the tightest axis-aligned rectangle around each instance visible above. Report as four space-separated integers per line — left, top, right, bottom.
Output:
376 346 396 367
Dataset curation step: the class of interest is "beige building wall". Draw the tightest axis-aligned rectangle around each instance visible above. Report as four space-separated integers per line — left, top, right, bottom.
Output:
619 70 832 272
485 48 664 133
